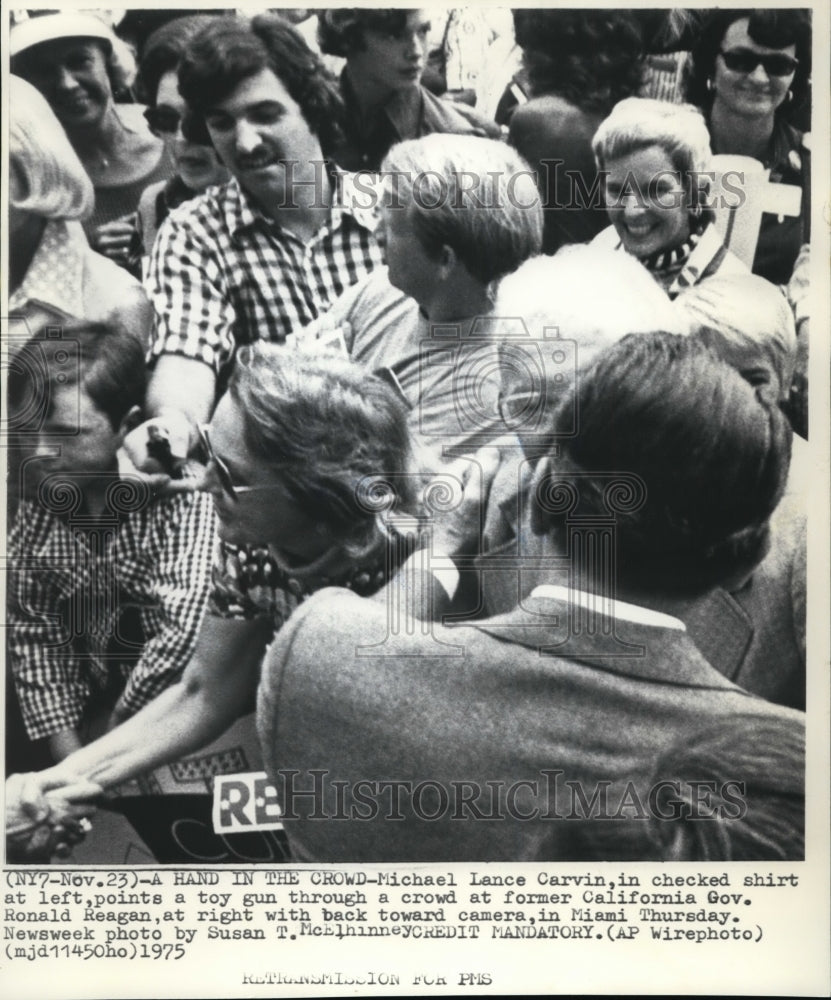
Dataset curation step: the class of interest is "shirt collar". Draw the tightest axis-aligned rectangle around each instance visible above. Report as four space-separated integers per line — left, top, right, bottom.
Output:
529 584 686 631
224 166 378 242
668 224 725 297
9 219 85 317
381 85 423 140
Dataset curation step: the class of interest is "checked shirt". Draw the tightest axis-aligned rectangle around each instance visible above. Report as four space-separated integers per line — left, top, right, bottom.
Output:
7 488 216 741
145 168 382 378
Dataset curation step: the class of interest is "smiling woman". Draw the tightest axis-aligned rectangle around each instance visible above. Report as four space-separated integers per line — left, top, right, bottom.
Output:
590 96 780 302
589 96 799 434
592 98 728 293
683 9 812 284
10 11 173 271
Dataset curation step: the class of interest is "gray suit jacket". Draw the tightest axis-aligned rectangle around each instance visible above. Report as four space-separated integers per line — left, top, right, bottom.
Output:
257 588 803 862
472 441 806 709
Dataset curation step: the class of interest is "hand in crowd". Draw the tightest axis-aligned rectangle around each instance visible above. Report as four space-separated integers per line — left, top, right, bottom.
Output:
6 772 101 863
286 317 353 358
120 412 198 495
430 446 502 559
91 218 138 267
390 447 502 622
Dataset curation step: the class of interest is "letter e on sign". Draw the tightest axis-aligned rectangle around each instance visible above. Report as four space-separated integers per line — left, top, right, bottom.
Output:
213 771 284 833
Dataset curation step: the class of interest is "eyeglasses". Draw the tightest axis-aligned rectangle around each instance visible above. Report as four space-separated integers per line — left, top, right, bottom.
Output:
143 104 183 137
197 424 278 502
719 48 799 77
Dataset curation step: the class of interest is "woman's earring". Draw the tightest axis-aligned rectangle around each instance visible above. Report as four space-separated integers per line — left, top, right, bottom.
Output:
785 89 794 104
706 78 714 92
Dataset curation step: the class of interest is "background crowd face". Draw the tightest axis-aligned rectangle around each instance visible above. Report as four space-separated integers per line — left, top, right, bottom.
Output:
154 70 228 192
22 38 113 130
713 17 797 120
347 9 431 98
603 144 691 258
203 67 322 208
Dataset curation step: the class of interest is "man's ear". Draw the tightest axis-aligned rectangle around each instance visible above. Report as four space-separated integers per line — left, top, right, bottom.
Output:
118 405 143 443
438 243 457 277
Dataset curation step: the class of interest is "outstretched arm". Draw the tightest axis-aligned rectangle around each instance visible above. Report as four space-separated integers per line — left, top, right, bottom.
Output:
43 613 272 794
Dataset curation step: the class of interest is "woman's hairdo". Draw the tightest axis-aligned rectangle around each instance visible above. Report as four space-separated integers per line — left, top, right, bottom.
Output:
592 97 713 180
228 345 419 555
683 8 812 116
135 14 219 106
9 75 94 220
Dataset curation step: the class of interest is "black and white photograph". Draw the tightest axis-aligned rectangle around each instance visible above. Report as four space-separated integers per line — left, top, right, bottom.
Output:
2 3 829 996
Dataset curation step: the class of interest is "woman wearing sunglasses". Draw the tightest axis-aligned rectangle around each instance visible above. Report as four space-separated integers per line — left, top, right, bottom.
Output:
18 346 428 834
134 16 230 260
683 9 811 285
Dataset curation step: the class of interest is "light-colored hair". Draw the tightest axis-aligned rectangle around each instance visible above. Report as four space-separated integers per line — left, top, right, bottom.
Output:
592 97 713 189
10 12 136 99
676 275 798 403
9 75 93 220
494 244 683 372
381 135 543 286
229 345 421 558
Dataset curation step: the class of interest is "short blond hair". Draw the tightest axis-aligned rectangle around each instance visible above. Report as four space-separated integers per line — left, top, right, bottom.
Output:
9 75 93 220
382 135 543 286
592 97 712 183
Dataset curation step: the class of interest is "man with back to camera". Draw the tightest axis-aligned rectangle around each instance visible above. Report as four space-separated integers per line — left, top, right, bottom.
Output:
255 332 805 861
297 132 544 457
129 13 383 472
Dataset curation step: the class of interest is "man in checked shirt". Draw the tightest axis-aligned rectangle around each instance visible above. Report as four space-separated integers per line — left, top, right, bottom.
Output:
6 322 216 765
129 13 383 472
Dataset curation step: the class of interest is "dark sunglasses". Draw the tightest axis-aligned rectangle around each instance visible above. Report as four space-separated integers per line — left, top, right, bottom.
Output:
719 48 799 77
143 104 183 136
197 424 274 502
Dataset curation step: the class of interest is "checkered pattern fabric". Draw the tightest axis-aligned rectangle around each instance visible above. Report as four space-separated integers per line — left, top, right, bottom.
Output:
145 170 382 376
7 490 216 740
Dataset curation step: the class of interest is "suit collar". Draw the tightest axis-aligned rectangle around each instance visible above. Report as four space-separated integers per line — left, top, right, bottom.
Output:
468 592 741 690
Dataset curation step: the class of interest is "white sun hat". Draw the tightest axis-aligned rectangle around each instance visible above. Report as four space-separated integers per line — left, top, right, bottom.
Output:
10 11 115 58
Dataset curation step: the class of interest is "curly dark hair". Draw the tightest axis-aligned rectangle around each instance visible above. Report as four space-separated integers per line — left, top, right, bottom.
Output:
317 9 415 58
135 14 218 106
683 9 812 118
512 9 645 115
177 14 344 155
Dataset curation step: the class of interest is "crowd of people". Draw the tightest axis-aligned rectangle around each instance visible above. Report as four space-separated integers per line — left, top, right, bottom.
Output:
5 8 811 864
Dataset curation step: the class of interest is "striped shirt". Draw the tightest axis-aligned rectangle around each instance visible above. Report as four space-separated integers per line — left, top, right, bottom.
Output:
7 487 216 741
145 168 383 377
